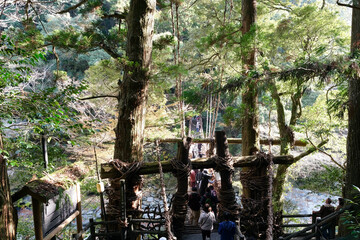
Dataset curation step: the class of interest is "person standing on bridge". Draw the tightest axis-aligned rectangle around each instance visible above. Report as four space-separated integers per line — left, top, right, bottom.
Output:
190 169 196 188
198 204 216 240
188 187 201 226
218 212 245 240
313 198 335 239
200 170 212 196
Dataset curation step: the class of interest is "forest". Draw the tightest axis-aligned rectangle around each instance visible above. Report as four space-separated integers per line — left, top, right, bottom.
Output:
0 0 360 239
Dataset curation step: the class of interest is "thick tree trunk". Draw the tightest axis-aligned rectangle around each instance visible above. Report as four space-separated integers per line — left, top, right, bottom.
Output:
241 0 258 158
240 0 258 199
113 0 155 162
0 135 17 239
345 0 360 202
240 1 267 238
108 0 155 231
341 2 360 235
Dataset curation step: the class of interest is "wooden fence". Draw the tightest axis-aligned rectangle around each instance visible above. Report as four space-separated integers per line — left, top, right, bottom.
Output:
72 217 167 240
279 205 350 239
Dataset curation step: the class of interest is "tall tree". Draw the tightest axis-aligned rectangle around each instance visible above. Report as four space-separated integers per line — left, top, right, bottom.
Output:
0 138 16 240
240 0 259 207
344 0 360 214
112 0 155 215
241 0 258 159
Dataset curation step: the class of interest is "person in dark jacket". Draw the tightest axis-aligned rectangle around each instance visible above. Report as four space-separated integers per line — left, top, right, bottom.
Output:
199 170 212 196
313 198 335 239
218 212 238 240
188 187 201 225
201 187 219 218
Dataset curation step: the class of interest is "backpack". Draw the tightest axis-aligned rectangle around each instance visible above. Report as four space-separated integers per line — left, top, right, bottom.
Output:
205 196 214 207
188 193 201 210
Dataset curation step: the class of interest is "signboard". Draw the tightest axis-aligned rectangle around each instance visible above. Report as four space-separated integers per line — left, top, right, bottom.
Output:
42 184 78 237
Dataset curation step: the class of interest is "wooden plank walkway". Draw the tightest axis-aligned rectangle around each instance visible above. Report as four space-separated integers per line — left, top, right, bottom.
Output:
182 224 220 240
182 224 317 240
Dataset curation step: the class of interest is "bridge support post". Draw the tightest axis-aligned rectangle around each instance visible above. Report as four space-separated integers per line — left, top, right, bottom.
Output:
171 137 192 239
215 131 239 221
240 152 273 239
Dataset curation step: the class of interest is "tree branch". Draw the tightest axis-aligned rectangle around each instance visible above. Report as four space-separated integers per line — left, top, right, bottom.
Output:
321 0 326 9
57 0 88 14
307 138 346 170
80 95 119 101
293 139 329 162
0 0 6 18
101 12 127 19
336 0 360 10
188 53 220 70
222 61 339 92
100 42 122 59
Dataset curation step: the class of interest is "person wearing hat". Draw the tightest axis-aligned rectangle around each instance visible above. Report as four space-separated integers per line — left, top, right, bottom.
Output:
200 169 212 196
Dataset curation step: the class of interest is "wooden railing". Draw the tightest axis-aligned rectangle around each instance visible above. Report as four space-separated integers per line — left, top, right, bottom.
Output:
281 213 316 230
279 205 350 240
72 217 167 240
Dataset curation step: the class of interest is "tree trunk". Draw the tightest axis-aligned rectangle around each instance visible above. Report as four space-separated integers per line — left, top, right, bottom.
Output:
240 0 258 198
241 0 258 158
108 0 155 229
341 2 360 235
345 0 360 202
270 82 291 214
0 134 17 240
240 1 267 238
113 0 155 162
270 81 305 237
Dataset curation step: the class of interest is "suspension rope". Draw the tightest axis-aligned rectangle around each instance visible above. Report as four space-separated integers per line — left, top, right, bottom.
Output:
156 140 176 240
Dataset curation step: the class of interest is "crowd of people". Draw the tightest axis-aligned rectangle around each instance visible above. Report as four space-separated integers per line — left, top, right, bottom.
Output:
187 168 245 240
188 168 219 226
187 168 346 240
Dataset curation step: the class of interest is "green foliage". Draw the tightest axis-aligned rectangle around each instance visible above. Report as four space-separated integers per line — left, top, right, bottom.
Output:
0 33 91 181
0 34 45 86
183 84 206 106
6 19 45 51
327 76 348 120
341 186 360 238
298 92 347 141
294 164 344 196
153 32 175 50
85 58 121 95
223 106 242 129
260 3 350 67
81 175 99 196
47 27 96 53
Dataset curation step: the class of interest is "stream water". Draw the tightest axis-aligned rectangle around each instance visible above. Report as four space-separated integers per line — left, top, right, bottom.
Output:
284 187 340 214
